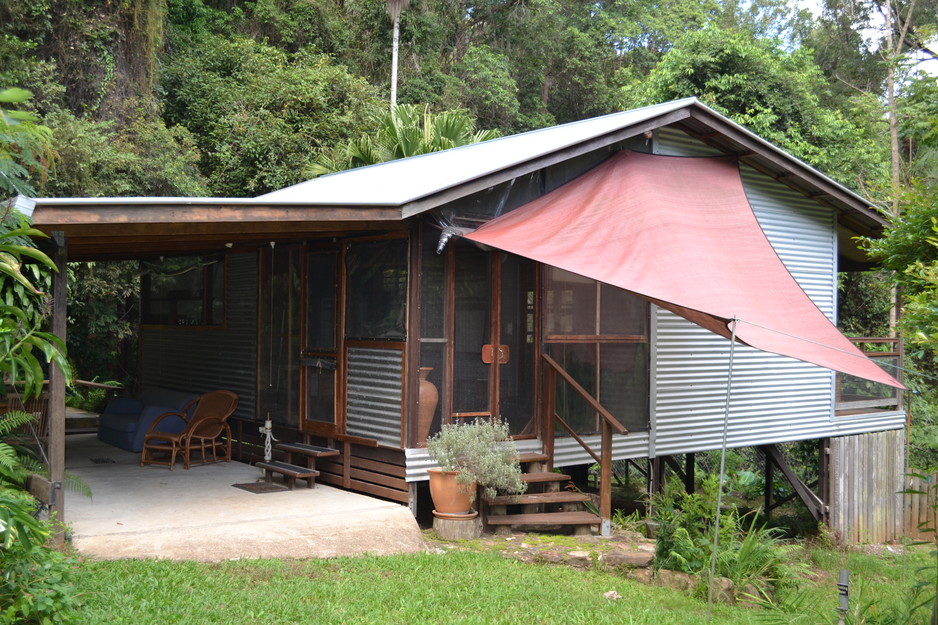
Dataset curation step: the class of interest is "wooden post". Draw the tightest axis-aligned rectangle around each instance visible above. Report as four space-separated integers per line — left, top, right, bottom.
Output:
764 448 774 518
819 438 830 524
684 452 695 494
543 368 555 470
600 419 612 536
49 232 67 544
651 456 665 494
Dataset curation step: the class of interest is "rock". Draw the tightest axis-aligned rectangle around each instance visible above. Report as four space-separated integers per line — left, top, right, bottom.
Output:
736 584 763 608
539 551 565 564
654 569 695 592
627 568 654 584
600 550 654 569
566 550 593 569
708 576 735 605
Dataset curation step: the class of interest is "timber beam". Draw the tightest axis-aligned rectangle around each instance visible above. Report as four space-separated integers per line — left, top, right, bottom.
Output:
759 444 827 522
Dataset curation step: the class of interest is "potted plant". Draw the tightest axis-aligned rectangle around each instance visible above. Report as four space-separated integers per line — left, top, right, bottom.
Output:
425 418 527 516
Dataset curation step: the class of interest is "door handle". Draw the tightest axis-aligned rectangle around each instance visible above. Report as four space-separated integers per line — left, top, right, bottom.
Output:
481 344 510 364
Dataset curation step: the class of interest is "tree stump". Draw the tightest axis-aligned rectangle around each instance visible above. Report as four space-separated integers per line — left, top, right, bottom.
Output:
433 511 482 540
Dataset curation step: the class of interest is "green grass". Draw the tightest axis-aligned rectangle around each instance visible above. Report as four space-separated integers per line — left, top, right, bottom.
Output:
74 551 761 624
71 545 936 624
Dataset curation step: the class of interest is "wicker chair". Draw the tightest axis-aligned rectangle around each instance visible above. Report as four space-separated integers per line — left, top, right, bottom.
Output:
139 390 238 470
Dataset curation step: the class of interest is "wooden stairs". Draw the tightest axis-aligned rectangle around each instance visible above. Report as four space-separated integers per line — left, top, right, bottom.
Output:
482 452 601 535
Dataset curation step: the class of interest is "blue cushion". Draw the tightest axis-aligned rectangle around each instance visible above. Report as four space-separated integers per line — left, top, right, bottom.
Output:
96 387 199 452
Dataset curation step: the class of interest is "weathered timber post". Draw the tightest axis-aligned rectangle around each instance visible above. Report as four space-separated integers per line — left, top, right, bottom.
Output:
49 232 67 544
600 419 613 536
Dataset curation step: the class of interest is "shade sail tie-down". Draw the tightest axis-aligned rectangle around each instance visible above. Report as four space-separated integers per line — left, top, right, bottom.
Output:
465 150 903 389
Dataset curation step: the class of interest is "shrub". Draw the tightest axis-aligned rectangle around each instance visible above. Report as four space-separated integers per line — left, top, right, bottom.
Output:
426 418 526 500
651 476 805 598
0 488 79 624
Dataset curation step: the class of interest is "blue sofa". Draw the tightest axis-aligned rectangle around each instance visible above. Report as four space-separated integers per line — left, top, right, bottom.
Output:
97 387 200 452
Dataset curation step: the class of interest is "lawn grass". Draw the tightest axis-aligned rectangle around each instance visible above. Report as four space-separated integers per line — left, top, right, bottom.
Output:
74 551 761 625
72 544 935 624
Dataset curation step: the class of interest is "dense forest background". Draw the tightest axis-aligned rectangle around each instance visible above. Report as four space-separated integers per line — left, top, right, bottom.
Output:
2 0 938 462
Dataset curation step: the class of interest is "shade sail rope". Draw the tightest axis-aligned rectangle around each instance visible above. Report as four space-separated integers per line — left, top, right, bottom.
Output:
707 318 737 622
733 317 901 368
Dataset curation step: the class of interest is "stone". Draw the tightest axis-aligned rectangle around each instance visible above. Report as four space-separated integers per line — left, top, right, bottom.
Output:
654 569 696 592
566 550 594 569
600 550 654 569
708 576 735 605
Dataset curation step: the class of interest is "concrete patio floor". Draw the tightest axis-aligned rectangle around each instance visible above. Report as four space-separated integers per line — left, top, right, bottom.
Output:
64 433 426 561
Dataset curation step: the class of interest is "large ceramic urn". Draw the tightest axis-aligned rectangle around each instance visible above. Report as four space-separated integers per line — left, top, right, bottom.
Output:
416 366 439 447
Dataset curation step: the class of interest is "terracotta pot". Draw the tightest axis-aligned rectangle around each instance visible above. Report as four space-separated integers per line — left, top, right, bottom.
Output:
427 468 476 516
416 366 439 447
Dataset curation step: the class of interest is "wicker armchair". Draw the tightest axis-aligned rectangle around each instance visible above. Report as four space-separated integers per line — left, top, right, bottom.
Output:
139 390 238 470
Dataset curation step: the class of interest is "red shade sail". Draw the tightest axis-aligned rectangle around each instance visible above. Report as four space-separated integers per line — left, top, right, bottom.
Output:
466 150 902 389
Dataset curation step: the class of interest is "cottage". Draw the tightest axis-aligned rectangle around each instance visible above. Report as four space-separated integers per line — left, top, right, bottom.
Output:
30 98 904 541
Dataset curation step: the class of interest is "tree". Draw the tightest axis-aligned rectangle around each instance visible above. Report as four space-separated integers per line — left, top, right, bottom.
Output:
160 36 386 196
387 0 411 105
306 103 500 177
0 88 53 197
0 207 78 625
623 26 889 188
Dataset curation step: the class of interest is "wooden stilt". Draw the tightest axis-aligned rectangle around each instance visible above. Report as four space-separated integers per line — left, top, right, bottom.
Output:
49 232 67 545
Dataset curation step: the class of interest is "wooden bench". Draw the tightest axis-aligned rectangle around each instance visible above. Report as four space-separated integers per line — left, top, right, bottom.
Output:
275 442 340 468
255 460 319 490
255 442 340 490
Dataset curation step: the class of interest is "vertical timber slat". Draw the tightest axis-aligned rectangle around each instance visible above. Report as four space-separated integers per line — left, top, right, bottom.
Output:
829 430 905 544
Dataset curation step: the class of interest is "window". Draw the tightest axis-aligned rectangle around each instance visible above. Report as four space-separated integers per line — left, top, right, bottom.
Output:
543 268 649 433
345 239 408 340
141 254 225 327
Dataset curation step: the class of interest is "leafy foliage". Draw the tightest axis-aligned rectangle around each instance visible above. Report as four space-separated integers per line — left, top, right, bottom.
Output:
160 35 385 196
0 88 52 197
623 26 888 188
0 210 70 399
652 475 806 598
307 103 499 177
65 262 139 387
0 488 79 625
426 418 526 500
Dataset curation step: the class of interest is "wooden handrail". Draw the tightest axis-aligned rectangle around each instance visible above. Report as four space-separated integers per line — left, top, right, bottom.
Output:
540 354 628 434
541 353 628 536
553 412 601 465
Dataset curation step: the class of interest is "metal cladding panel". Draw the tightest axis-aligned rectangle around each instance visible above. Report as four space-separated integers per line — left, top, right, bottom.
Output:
404 438 545 481
552 432 652 467
140 252 258 421
649 130 854 456
346 347 404 448
654 128 724 157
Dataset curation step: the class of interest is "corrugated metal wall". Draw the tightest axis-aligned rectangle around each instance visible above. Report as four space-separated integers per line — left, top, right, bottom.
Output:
140 251 258 421
551 127 904 468
647 128 904 458
346 346 404 447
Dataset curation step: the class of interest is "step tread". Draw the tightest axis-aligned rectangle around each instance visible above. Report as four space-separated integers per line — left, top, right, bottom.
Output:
518 452 550 464
256 460 319 477
486 511 601 526
274 442 340 457
484 491 591 505
521 471 571 483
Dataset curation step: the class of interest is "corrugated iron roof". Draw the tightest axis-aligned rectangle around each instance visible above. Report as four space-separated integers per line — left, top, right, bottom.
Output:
258 99 700 206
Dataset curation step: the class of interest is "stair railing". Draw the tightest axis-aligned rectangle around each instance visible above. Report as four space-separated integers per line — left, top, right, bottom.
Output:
541 353 628 536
